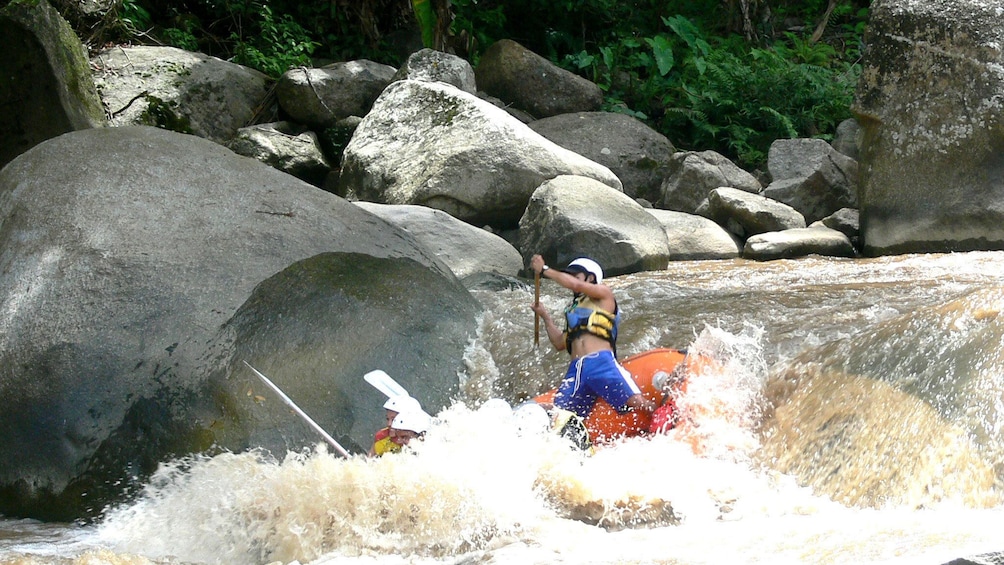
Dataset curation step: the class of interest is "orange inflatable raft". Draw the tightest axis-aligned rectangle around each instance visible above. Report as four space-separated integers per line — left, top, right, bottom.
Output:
535 348 711 443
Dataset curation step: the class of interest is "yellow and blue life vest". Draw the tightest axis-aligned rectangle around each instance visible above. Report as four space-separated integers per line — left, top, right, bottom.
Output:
564 294 620 354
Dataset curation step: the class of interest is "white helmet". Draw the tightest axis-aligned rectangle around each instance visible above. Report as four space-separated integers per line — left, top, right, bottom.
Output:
391 409 432 434
563 257 604 284
383 394 421 413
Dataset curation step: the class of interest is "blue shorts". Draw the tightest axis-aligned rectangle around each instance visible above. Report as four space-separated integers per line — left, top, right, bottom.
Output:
554 350 641 419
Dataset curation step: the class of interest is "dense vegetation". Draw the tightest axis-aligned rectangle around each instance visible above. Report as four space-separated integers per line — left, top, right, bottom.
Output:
47 0 868 171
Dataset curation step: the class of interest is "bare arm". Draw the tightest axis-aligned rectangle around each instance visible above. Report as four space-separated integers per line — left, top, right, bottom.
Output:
529 254 615 311
530 300 566 351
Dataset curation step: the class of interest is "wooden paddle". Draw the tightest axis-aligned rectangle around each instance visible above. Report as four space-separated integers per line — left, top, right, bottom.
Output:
534 270 541 346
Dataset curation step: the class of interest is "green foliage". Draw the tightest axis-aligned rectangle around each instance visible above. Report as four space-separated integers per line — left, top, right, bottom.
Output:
782 32 836 66
161 24 199 52
450 0 506 64
139 95 192 134
412 0 436 49
87 0 154 43
119 0 151 34
228 3 318 77
675 34 857 167
555 12 859 169
63 0 868 171
270 1 403 65
318 124 356 167
445 0 866 169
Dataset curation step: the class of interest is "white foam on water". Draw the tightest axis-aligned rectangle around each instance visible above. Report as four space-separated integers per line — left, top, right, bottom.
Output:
11 254 1004 565
89 327 883 565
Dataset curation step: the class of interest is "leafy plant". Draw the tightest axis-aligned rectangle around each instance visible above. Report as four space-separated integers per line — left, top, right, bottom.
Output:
228 3 319 77
660 36 858 167
139 95 192 134
556 11 859 169
119 0 152 35
161 25 199 52
412 0 436 49
450 0 507 64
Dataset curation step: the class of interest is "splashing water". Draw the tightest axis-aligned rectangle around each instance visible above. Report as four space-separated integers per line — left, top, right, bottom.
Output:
667 323 767 463
86 324 830 564
6 253 1004 564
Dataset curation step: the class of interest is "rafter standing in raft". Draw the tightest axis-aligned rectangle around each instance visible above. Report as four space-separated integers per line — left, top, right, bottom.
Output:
528 255 658 425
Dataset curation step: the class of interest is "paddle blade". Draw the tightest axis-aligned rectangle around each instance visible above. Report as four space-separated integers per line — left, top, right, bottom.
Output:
364 369 409 398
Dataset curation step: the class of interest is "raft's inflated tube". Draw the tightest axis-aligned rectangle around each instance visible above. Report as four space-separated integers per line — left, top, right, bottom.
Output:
536 348 711 443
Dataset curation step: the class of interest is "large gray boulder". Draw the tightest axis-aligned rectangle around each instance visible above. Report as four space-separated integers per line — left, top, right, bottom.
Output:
762 138 858 224
743 226 857 260
518 175 670 276
659 150 762 212
91 45 271 144
228 121 332 186
392 48 477 94
645 209 741 260
706 186 806 239
811 207 860 247
0 126 480 521
354 202 524 278
475 39 603 119
0 0 105 169
276 60 397 128
529 112 676 202
338 80 621 228
855 0 1004 255
831 118 862 161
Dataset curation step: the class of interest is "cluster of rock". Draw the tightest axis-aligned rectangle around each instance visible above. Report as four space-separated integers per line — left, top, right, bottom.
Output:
6 0 1003 277
1 0 869 281
96 40 867 273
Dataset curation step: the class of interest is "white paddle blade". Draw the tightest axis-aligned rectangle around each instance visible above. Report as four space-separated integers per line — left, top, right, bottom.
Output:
364 369 408 398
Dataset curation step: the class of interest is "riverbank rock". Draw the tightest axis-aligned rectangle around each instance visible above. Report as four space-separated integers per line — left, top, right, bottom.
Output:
811 207 860 248
392 48 476 94
276 60 397 128
354 202 524 278
475 39 603 119
0 125 480 521
743 226 857 260
659 150 762 213
528 111 676 203
855 0 1004 255
646 209 741 260
338 79 621 228
706 186 806 239
0 0 105 169
228 121 332 186
831 118 862 161
761 138 858 224
90 45 271 144
518 175 670 276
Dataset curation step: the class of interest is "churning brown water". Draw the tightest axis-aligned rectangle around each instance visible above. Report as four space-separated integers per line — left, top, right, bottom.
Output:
3 252 1004 564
